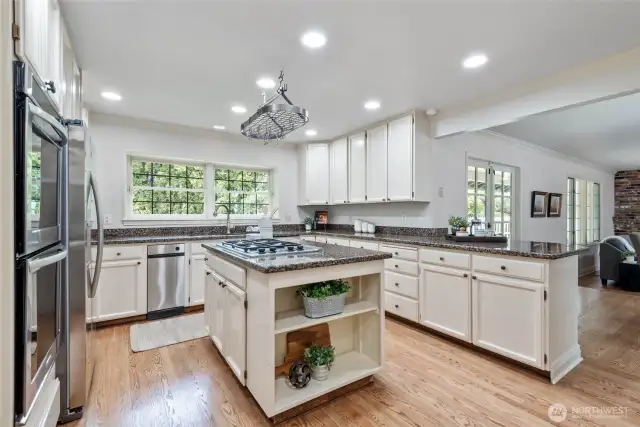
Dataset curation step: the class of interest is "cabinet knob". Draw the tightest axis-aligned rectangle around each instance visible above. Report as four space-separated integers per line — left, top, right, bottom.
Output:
388 198 391 202
394 283 399 287
44 80 56 93
137 261 141 265
206 272 211 276
326 202 328 204
176 246 180 251
394 304 399 308
117 252 121 256
501 265 507 271
463 273 468 278
218 281 224 287
472 275 477 280
439 257 445 261
204 257 208 261
394 252 399 255
395 264 399 268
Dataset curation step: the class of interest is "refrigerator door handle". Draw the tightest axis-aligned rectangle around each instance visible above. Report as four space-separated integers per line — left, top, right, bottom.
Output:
89 172 103 298
27 248 68 274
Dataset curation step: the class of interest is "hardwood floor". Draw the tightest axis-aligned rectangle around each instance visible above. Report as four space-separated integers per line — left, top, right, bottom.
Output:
70 275 640 427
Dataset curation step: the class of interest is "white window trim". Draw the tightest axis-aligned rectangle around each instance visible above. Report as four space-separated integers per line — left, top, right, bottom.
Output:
567 176 600 245
122 153 278 226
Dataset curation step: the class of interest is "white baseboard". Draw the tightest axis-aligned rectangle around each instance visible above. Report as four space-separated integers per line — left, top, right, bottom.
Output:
550 346 583 384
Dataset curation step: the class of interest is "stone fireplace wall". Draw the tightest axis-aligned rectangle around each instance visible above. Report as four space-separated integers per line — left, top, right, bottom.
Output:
614 170 640 234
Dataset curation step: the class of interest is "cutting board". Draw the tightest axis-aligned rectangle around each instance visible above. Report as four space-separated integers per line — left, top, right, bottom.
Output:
274 323 331 377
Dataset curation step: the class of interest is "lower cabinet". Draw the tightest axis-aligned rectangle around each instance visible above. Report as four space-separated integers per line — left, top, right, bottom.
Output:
189 253 206 306
420 266 471 342
92 259 146 322
205 268 247 385
471 273 545 368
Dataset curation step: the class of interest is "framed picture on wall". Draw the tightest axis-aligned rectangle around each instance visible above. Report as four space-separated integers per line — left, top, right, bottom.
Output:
531 191 548 217
547 193 563 217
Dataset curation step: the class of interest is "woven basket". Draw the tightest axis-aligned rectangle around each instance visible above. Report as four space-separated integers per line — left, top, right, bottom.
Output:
302 293 347 318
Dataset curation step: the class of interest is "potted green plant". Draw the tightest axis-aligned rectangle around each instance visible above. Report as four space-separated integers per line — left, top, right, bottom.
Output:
297 279 351 318
303 217 315 231
620 251 636 263
304 344 336 381
448 216 469 236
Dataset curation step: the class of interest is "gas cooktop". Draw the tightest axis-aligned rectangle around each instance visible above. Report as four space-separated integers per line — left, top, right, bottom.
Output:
217 238 322 258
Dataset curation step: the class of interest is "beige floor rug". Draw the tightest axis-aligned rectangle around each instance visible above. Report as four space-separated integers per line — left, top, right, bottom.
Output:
130 313 207 352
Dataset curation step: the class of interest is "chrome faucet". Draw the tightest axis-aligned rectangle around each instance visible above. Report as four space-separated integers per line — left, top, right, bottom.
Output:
215 205 234 234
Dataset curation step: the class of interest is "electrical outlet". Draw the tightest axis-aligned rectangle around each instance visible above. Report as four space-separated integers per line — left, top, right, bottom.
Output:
103 214 113 225
438 187 444 198
285 214 291 222
402 215 407 225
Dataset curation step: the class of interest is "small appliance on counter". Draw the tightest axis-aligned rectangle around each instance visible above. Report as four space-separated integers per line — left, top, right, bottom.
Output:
314 211 328 231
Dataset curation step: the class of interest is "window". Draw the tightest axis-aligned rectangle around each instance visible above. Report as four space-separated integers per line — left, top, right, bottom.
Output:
28 152 41 215
214 169 270 215
567 178 600 245
131 160 205 215
467 159 515 237
127 156 271 220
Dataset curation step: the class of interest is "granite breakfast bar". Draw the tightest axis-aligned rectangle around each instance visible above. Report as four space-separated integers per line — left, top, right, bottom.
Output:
201 241 391 422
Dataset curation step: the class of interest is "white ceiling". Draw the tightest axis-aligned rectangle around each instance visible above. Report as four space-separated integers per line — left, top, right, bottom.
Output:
60 0 640 142
490 92 640 172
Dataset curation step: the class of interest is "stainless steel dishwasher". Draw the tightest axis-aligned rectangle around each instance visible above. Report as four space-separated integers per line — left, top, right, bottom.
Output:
147 243 185 320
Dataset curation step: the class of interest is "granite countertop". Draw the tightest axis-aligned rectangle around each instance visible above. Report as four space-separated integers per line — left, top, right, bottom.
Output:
307 230 589 260
92 232 301 245
201 241 392 273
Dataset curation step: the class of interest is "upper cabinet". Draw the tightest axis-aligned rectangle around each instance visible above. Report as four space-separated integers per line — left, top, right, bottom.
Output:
387 115 415 201
14 0 80 115
304 143 330 205
365 124 388 202
330 138 349 204
348 132 367 203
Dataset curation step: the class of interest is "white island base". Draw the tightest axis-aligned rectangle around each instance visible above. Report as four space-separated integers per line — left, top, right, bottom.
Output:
204 253 385 423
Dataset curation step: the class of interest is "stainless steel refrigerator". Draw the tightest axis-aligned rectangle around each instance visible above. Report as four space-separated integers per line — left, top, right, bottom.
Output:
57 122 104 423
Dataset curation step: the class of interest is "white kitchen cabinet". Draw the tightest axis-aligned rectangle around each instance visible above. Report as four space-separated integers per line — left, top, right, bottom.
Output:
305 143 330 205
61 26 82 119
348 132 367 203
224 282 247 386
472 273 544 368
366 124 388 202
189 253 206 306
206 270 225 352
330 138 349 204
91 258 146 322
420 266 471 342
46 0 62 110
387 115 414 201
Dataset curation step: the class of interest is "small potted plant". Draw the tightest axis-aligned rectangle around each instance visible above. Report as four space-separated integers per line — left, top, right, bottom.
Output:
303 217 315 232
304 344 336 381
448 216 469 236
620 251 636 263
297 279 351 318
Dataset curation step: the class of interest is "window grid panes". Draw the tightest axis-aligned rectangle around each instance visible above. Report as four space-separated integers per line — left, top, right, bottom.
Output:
567 178 600 245
131 160 205 215
593 183 600 242
468 160 515 238
566 178 575 245
214 169 270 215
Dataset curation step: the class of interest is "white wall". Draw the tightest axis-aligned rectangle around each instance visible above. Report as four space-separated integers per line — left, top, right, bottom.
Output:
89 114 302 228
325 130 615 243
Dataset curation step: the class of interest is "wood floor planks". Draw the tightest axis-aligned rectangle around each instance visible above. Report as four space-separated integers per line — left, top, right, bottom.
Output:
69 275 640 427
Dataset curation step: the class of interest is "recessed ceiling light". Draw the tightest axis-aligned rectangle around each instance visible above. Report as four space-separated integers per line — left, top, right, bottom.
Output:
101 91 122 101
256 78 275 89
231 105 247 114
462 53 488 69
213 125 226 130
301 31 326 48
364 100 381 110
305 129 317 137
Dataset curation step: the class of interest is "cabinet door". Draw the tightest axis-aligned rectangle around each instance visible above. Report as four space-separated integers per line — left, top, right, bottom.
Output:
17 0 48 79
189 254 206 306
61 26 81 118
330 138 349 204
420 266 471 342
472 273 544 368
93 259 146 322
305 143 330 205
366 124 388 202
348 132 367 203
46 0 62 110
387 115 414 201
204 269 212 335
208 271 225 352
224 282 247 386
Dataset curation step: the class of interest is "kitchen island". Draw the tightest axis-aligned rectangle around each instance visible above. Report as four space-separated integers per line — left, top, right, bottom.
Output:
201 240 391 422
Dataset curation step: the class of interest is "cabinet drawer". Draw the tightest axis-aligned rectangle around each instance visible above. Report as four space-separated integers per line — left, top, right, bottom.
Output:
190 242 220 255
206 255 246 289
326 237 350 246
379 244 418 261
473 255 544 282
92 245 144 261
299 235 316 242
315 236 327 244
420 249 470 270
385 291 418 322
350 240 379 251
384 271 418 299
384 258 418 276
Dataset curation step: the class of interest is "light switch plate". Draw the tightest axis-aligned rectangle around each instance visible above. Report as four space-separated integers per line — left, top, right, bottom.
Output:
103 214 113 225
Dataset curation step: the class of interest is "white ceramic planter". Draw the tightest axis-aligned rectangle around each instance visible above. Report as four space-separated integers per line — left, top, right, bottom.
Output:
305 224 312 231
312 365 330 381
